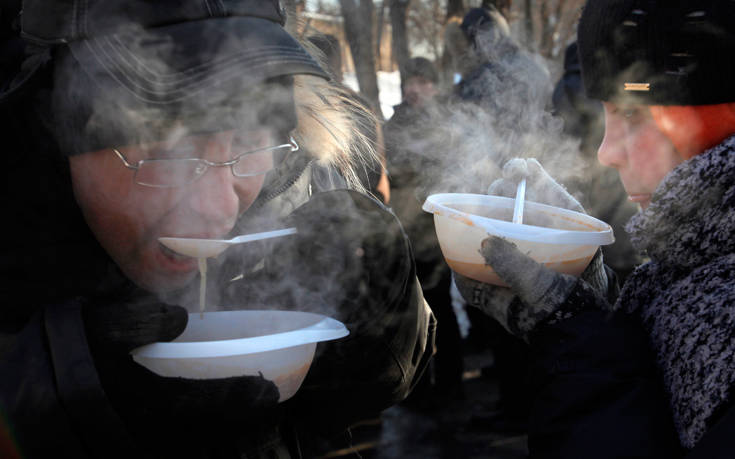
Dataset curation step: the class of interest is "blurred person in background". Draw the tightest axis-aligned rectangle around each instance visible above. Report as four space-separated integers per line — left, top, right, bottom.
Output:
306 33 391 205
456 0 735 457
384 56 465 409
552 41 642 281
456 6 552 118
450 6 554 434
0 1 434 458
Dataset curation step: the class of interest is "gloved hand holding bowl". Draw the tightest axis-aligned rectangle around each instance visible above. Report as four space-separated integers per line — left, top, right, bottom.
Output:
423 158 616 340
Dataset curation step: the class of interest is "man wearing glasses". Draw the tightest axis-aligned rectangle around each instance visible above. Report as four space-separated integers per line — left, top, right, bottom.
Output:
0 1 434 458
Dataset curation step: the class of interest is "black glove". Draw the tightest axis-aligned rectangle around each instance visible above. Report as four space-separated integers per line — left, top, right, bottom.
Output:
82 291 188 358
82 291 279 428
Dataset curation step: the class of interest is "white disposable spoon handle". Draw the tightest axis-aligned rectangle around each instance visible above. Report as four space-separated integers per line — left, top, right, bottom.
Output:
231 227 298 244
512 178 526 225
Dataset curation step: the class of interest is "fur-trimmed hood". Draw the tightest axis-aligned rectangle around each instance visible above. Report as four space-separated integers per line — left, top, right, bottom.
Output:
292 75 377 192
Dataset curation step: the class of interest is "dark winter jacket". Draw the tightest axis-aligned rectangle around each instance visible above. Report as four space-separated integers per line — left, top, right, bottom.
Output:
0 58 434 459
527 136 735 458
455 49 551 118
384 101 447 274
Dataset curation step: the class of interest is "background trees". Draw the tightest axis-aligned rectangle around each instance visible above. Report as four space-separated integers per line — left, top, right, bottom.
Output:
340 0 382 111
299 0 585 117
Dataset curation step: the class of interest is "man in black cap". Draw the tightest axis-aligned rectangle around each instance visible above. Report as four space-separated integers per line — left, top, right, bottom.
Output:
0 1 434 457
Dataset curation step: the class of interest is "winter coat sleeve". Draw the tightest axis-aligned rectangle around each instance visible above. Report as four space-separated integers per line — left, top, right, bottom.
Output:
0 301 137 459
526 309 683 459
275 190 436 433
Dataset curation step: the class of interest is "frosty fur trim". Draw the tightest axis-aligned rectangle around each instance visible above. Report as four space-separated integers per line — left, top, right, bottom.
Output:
293 75 378 193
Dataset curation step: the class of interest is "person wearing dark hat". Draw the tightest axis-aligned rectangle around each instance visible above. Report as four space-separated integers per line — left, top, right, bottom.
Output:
0 1 434 458
384 57 465 410
455 6 551 116
400 57 440 108
452 6 556 435
453 0 735 457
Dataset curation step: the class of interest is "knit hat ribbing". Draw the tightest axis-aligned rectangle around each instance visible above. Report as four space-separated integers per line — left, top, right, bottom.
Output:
578 0 735 106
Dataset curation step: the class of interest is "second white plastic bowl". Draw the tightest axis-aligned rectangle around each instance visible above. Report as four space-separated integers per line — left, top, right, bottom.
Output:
423 193 615 286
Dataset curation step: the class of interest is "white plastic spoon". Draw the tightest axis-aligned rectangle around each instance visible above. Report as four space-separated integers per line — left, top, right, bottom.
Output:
159 227 298 259
512 178 526 224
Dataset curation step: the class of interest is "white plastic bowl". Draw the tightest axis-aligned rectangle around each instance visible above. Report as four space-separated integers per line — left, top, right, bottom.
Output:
130 310 349 402
423 193 615 286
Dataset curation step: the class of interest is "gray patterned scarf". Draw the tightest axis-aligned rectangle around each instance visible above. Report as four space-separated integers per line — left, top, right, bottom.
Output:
619 135 735 449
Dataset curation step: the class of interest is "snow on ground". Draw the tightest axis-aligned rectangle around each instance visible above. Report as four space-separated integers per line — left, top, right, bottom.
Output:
343 71 402 120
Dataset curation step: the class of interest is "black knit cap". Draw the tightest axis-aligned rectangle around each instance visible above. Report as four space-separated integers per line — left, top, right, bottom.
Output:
578 0 735 105
460 6 510 46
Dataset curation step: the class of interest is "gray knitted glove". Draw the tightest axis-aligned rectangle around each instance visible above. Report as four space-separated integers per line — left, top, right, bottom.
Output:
456 238 611 340
454 158 611 341
487 158 584 213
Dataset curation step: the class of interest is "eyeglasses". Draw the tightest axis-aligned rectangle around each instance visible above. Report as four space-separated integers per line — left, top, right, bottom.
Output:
112 137 299 188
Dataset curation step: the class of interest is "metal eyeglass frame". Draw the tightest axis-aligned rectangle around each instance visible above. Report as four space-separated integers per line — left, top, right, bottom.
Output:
111 136 299 188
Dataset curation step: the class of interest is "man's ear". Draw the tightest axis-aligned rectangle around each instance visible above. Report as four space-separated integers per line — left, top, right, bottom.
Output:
650 104 735 160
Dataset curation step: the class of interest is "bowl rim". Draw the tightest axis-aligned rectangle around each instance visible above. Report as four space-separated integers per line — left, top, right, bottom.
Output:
130 310 349 359
422 193 615 246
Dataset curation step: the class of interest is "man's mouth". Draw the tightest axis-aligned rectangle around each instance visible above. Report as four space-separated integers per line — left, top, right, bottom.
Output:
157 242 200 275
159 242 193 261
628 194 652 209
628 194 652 203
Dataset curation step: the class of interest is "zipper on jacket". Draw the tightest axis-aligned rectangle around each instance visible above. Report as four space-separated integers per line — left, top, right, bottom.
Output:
252 159 314 211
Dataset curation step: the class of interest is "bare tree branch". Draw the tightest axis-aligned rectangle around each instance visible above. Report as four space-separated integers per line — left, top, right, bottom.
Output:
523 0 534 50
340 0 381 115
390 0 411 82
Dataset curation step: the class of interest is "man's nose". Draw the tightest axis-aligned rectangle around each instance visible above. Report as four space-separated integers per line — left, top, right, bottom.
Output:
184 137 240 232
597 109 627 169
186 165 240 229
